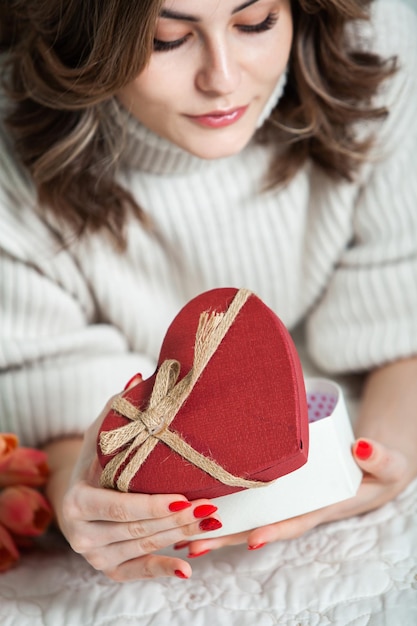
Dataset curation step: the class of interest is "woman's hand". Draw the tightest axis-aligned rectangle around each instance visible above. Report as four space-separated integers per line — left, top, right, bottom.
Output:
44 357 416 569
177 436 412 556
44 397 222 581
180 357 417 556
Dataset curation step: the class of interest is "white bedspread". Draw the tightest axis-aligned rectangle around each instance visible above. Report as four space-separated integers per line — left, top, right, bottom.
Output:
1 344 416 625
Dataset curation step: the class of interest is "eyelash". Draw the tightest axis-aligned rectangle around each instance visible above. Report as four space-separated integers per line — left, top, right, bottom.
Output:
153 12 279 52
238 12 278 34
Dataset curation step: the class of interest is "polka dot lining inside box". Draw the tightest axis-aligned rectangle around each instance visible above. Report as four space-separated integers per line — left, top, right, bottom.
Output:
307 391 338 422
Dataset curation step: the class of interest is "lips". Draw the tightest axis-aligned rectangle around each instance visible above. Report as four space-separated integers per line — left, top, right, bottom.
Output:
187 105 248 128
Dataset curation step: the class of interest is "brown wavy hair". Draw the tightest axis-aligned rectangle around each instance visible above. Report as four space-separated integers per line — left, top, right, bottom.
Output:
0 0 396 247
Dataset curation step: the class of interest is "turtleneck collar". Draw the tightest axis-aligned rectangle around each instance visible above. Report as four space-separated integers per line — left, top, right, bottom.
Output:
118 107 212 176
114 69 288 177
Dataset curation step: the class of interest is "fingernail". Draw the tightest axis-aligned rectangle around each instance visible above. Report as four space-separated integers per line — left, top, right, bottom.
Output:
174 569 189 579
355 440 373 460
199 517 222 532
193 504 218 519
188 549 211 558
124 373 143 390
248 543 266 551
174 541 190 550
169 501 192 512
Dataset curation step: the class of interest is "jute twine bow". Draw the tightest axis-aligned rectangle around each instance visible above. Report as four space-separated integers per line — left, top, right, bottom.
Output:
99 289 274 492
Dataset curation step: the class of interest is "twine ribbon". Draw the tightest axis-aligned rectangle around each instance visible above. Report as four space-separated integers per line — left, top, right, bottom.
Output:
99 289 274 492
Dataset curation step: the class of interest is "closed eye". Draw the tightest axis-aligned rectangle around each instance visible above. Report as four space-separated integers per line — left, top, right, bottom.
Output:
236 12 279 33
153 34 191 52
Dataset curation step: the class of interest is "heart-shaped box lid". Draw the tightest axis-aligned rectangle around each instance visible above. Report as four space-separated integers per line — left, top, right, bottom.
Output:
97 288 309 500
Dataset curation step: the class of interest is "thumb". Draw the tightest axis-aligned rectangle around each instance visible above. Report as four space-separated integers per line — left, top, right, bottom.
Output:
353 438 406 484
123 372 143 391
81 374 143 484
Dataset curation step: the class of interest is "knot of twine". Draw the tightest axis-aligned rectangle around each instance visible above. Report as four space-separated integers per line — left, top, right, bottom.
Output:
99 289 275 492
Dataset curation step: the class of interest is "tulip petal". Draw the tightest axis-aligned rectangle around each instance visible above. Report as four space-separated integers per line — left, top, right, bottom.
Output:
0 434 19 457
0 486 53 536
0 523 20 572
0 447 49 488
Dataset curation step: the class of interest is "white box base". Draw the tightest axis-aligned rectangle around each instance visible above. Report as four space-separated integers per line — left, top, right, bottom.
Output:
190 378 362 539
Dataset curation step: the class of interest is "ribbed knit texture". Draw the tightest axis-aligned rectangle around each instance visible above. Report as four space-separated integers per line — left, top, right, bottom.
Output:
0 1 416 446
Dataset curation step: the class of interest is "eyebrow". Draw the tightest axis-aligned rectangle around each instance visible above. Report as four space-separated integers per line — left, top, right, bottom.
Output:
160 0 260 22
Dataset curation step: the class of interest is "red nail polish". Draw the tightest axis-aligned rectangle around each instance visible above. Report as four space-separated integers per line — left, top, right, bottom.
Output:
248 543 266 551
355 440 373 460
193 504 218 519
123 373 143 390
174 569 189 579
188 549 211 558
199 517 222 532
169 501 192 512
174 541 190 550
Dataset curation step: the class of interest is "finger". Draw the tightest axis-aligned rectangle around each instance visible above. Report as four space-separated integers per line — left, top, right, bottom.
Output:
245 507 331 548
103 553 192 582
352 438 407 484
184 506 328 554
76 381 141 481
79 506 222 546
72 399 120 480
184 529 250 556
185 493 361 554
123 373 143 391
65 484 193 522
311 475 408 521
81 374 140 484
183 494 364 556
65 484 222 529
85 517 223 570
185 504 336 555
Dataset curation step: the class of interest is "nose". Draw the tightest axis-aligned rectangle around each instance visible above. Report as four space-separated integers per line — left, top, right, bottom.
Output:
195 37 241 96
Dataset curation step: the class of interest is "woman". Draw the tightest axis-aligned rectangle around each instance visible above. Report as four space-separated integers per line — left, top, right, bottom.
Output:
0 0 416 581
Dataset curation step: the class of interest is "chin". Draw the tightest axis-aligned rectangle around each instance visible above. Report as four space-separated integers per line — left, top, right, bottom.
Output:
186 135 254 161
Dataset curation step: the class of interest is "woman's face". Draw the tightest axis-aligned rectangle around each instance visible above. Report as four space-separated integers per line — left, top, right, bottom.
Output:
118 0 293 159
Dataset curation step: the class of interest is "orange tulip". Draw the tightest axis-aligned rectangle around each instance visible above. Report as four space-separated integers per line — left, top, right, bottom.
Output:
0 446 49 488
0 434 52 572
0 434 18 457
0 524 19 572
0 485 53 537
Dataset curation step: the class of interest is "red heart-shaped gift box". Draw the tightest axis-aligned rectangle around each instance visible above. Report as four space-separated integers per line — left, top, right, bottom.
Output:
97 288 309 500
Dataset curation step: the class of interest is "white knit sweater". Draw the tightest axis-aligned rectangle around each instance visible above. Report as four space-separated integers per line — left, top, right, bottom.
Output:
1 1 416 446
